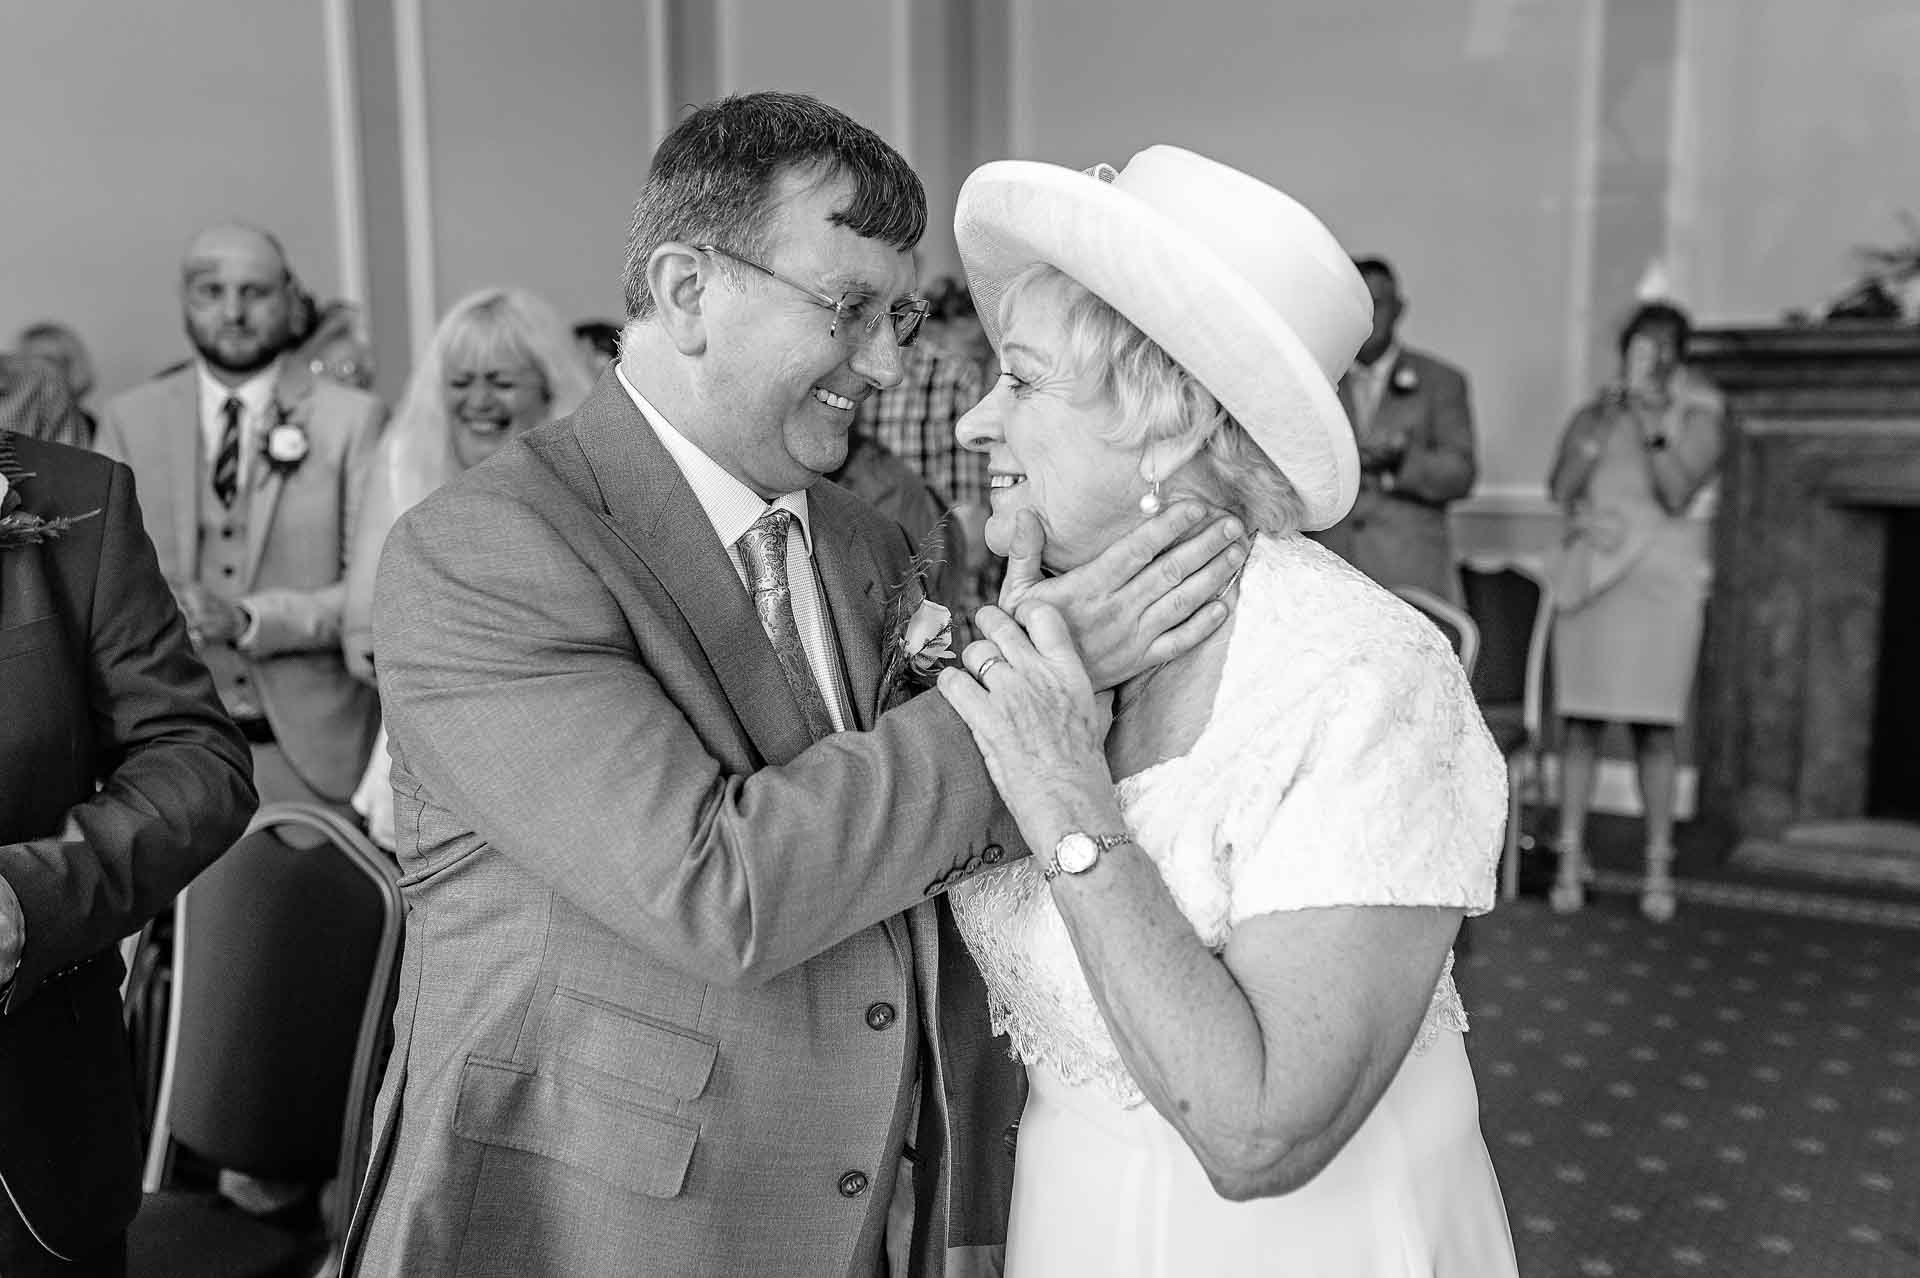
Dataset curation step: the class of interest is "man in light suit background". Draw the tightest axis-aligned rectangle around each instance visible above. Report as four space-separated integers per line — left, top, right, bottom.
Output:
1313 255 1478 605
0 432 257 1276
349 93 1245 1278
96 224 384 811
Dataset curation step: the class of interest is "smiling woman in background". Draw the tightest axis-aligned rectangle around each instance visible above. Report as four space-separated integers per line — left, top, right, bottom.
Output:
344 287 592 845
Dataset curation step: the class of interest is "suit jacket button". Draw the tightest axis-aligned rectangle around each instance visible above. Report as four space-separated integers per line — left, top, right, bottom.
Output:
865 1002 896 1031
838 1170 870 1198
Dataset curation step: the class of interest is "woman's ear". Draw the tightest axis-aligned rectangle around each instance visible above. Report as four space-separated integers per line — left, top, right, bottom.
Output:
1138 433 1206 487
648 243 710 356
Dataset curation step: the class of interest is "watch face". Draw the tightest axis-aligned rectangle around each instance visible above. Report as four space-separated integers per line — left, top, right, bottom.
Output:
1056 832 1099 875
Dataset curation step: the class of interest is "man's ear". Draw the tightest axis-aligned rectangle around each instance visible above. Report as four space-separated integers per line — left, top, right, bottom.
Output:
649 243 711 356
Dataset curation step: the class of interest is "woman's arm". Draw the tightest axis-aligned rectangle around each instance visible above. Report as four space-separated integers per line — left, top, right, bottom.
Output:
941 605 1462 1200
1052 853 1459 1198
1548 400 1612 506
1639 386 1725 515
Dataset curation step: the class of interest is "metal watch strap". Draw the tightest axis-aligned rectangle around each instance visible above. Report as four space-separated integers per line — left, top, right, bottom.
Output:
1042 832 1133 881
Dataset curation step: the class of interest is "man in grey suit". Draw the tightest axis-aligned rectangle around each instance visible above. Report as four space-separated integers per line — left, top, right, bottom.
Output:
347 93 1244 1277
1313 256 1477 605
96 224 384 810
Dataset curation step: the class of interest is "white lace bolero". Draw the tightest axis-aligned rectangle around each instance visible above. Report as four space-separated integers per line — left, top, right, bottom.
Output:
949 534 1508 1107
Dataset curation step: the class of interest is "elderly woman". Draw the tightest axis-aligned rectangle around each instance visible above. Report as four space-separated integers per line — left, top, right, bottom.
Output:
345 287 592 844
1545 301 1723 921
937 149 1516 1275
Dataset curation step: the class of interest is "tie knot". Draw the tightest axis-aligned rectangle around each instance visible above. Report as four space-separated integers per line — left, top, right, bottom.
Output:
739 507 796 594
223 395 243 419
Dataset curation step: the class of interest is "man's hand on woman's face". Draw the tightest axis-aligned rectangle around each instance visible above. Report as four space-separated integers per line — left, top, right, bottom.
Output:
995 501 1246 691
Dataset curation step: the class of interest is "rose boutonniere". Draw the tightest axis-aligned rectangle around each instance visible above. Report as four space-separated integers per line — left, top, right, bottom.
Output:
1390 363 1421 395
876 515 956 707
262 382 315 477
0 438 99 549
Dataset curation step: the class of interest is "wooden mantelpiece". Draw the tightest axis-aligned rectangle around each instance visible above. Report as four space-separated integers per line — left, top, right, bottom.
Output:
1690 324 1920 881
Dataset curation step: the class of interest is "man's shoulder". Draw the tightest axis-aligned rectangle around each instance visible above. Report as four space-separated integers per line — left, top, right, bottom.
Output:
102 365 195 421
5 431 119 502
306 377 386 432
1400 347 1468 387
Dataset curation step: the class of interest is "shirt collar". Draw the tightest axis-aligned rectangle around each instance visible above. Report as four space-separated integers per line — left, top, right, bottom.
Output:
197 358 281 419
615 364 812 554
1353 342 1402 384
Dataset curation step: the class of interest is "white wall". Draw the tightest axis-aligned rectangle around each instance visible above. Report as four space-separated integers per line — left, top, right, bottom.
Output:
419 0 665 331
1668 0 1920 322
1 2 340 400
1011 0 1598 495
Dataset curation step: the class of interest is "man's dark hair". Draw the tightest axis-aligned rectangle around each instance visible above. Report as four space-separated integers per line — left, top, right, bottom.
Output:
1617 300 1692 359
1352 256 1398 289
573 319 621 361
621 91 926 320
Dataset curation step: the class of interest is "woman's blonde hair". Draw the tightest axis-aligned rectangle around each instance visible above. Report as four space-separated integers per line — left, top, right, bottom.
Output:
383 287 593 511
997 265 1304 534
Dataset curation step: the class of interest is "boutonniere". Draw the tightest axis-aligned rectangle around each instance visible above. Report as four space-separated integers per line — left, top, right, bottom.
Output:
261 389 314 476
0 438 99 549
876 515 956 708
1390 363 1421 395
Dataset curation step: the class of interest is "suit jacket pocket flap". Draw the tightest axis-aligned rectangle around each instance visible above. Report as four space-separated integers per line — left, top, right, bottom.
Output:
453 1057 696 1199
549 988 717 1100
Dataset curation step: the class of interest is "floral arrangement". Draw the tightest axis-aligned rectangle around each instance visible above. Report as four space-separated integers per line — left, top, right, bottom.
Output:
1390 363 1421 395
1795 211 1920 323
875 514 956 707
0 435 98 549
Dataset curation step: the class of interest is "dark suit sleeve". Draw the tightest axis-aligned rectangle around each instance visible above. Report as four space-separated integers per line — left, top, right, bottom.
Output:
1393 360 1477 505
0 461 258 1008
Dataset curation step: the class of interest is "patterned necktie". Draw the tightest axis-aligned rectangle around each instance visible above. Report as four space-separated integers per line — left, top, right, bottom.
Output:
214 395 243 507
737 508 837 741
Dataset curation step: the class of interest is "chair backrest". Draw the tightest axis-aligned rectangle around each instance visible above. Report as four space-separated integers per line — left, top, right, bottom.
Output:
1459 560 1552 737
1393 584 1481 679
143 803 402 1239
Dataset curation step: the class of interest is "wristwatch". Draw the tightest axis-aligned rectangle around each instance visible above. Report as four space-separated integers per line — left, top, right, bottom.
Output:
1043 831 1133 882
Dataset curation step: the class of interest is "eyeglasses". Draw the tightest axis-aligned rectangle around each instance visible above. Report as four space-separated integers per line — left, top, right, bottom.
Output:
697 244 927 350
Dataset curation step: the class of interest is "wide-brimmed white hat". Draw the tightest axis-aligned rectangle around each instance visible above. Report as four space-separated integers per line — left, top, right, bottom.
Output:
954 146 1370 531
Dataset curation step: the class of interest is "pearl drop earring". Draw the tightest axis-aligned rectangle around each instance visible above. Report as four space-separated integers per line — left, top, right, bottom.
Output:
1139 474 1163 516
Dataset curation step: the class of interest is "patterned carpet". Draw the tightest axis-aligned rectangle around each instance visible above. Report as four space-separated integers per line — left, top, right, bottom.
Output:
1457 889 1920 1277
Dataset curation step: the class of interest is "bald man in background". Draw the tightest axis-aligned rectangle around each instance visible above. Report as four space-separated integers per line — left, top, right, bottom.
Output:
96 224 384 814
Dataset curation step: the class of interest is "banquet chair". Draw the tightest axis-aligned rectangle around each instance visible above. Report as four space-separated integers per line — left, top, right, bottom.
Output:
127 803 403 1278
1392 584 1480 679
1459 561 1553 902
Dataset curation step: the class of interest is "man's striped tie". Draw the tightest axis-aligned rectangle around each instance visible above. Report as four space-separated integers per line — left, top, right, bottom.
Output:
214 395 242 507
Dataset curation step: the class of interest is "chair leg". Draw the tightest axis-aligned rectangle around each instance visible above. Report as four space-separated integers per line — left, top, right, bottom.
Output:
1502 754 1522 902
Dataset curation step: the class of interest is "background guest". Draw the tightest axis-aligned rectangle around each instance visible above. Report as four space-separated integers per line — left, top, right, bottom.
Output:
296 300 377 393
344 286 592 847
573 318 621 375
1545 300 1724 921
15 322 98 446
95 222 386 815
1312 255 1477 605
0 350 91 449
0 431 257 1277
852 295 991 611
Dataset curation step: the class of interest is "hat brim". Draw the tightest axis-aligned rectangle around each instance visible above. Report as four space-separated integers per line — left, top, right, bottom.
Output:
955 161 1359 532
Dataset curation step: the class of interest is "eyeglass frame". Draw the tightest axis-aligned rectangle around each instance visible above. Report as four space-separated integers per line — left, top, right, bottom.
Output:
695 243 928 349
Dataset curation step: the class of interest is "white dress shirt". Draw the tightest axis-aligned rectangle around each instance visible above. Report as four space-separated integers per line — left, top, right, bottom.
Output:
196 359 281 492
1345 341 1401 437
616 366 851 732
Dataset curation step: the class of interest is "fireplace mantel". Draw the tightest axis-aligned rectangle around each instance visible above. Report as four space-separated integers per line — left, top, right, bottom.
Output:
1690 324 1920 879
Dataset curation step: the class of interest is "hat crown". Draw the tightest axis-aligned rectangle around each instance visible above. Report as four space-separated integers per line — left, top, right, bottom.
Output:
1108 147 1371 384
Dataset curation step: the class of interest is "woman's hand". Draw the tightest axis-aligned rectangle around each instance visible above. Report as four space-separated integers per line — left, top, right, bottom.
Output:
938 603 1122 849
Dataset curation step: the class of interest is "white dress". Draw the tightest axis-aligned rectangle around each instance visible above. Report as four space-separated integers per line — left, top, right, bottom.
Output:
951 534 1519 1277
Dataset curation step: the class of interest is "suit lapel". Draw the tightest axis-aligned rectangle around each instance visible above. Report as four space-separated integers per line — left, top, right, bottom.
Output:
243 466 285 588
165 371 200 582
809 493 887 731
571 378 817 766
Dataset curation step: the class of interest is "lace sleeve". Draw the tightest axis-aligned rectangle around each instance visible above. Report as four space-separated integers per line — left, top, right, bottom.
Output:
1218 621 1506 928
